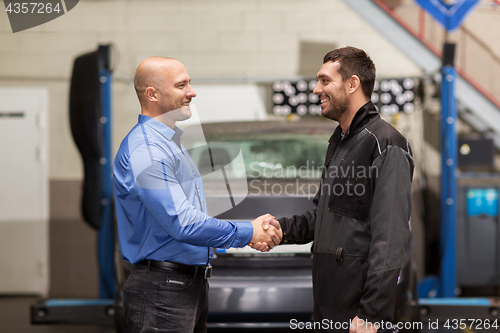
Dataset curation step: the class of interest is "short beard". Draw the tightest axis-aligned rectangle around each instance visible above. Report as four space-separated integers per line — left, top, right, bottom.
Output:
322 89 349 122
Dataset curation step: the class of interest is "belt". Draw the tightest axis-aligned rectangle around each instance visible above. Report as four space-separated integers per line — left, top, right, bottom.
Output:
139 260 212 279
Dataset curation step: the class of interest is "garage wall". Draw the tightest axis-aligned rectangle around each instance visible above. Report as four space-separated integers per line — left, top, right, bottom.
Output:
0 0 421 180
0 0 421 297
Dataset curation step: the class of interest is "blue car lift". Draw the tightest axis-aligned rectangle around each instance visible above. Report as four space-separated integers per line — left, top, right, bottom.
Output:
98 60 115 301
31 45 116 326
416 0 500 322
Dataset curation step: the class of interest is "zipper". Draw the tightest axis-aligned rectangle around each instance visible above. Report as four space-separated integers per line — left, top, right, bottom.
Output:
332 144 341 163
166 278 185 286
314 143 341 253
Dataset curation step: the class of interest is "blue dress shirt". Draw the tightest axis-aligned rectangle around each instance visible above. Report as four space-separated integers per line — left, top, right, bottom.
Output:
113 115 253 265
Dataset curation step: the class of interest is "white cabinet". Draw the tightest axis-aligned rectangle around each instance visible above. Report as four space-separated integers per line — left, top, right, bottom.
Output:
0 87 48 296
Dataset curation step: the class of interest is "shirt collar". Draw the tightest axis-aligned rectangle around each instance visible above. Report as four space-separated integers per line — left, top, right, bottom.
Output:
138 114 184 141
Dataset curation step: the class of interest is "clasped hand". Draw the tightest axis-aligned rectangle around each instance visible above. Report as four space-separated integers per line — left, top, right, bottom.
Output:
249 214 282 252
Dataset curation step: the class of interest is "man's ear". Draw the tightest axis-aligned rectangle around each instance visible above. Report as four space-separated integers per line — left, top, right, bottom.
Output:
145 86 158 102
348 75 361 94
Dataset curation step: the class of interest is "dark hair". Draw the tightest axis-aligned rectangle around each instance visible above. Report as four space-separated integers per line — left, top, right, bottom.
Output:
323 46 376 99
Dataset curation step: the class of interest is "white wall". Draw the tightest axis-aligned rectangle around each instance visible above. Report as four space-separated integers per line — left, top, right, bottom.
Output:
0 0 421 180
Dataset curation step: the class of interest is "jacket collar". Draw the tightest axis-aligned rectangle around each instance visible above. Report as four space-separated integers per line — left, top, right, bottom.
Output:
329 101 380 143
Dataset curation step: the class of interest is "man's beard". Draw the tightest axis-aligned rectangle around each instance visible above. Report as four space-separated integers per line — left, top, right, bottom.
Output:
322 89 349 122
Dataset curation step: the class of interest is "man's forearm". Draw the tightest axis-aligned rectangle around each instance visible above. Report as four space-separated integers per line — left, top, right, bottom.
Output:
278 208 316 244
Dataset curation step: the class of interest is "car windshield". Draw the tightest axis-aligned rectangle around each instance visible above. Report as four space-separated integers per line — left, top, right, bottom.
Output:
183 120 331 187
181 120 334 256
210 133 326 178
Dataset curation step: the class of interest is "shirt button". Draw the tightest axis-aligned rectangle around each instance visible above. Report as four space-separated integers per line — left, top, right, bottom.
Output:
239 244 242 247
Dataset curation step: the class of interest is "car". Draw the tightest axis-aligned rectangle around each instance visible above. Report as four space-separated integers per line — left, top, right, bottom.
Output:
181 119 333 330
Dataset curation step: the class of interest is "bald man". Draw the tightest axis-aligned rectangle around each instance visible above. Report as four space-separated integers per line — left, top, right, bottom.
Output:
113 57 282 333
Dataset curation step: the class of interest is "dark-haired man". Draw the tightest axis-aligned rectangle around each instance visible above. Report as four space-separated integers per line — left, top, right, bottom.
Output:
272 47 413 332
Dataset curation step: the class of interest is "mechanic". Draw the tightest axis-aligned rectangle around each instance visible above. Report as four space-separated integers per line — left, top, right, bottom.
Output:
113 56 282 333
275 47 414 332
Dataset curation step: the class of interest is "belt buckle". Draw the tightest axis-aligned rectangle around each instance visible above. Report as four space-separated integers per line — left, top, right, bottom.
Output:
204 265 212 279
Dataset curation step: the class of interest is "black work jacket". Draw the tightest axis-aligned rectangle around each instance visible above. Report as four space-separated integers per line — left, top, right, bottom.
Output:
279 101 414 328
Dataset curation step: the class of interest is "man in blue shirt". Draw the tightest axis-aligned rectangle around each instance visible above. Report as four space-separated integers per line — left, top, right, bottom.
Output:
113 57 282 333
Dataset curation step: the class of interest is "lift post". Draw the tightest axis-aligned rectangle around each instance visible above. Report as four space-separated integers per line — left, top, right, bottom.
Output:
439 43 458 298
31 44 116 326
98 49 115 299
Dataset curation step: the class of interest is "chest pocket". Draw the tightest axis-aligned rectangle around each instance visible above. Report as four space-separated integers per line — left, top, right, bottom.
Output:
327 135 378 222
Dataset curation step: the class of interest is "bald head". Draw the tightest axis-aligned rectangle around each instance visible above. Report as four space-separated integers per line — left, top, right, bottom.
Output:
133 56 196 124
134 57 184 105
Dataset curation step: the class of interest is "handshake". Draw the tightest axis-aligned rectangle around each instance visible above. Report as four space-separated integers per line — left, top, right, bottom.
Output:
249 214 283 252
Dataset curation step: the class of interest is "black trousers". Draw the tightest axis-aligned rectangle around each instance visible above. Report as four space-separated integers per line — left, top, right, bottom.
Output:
123 262 209 333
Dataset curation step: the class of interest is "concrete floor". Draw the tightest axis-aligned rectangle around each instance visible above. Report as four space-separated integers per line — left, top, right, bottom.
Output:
1 296 299 333
2 296 497 333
